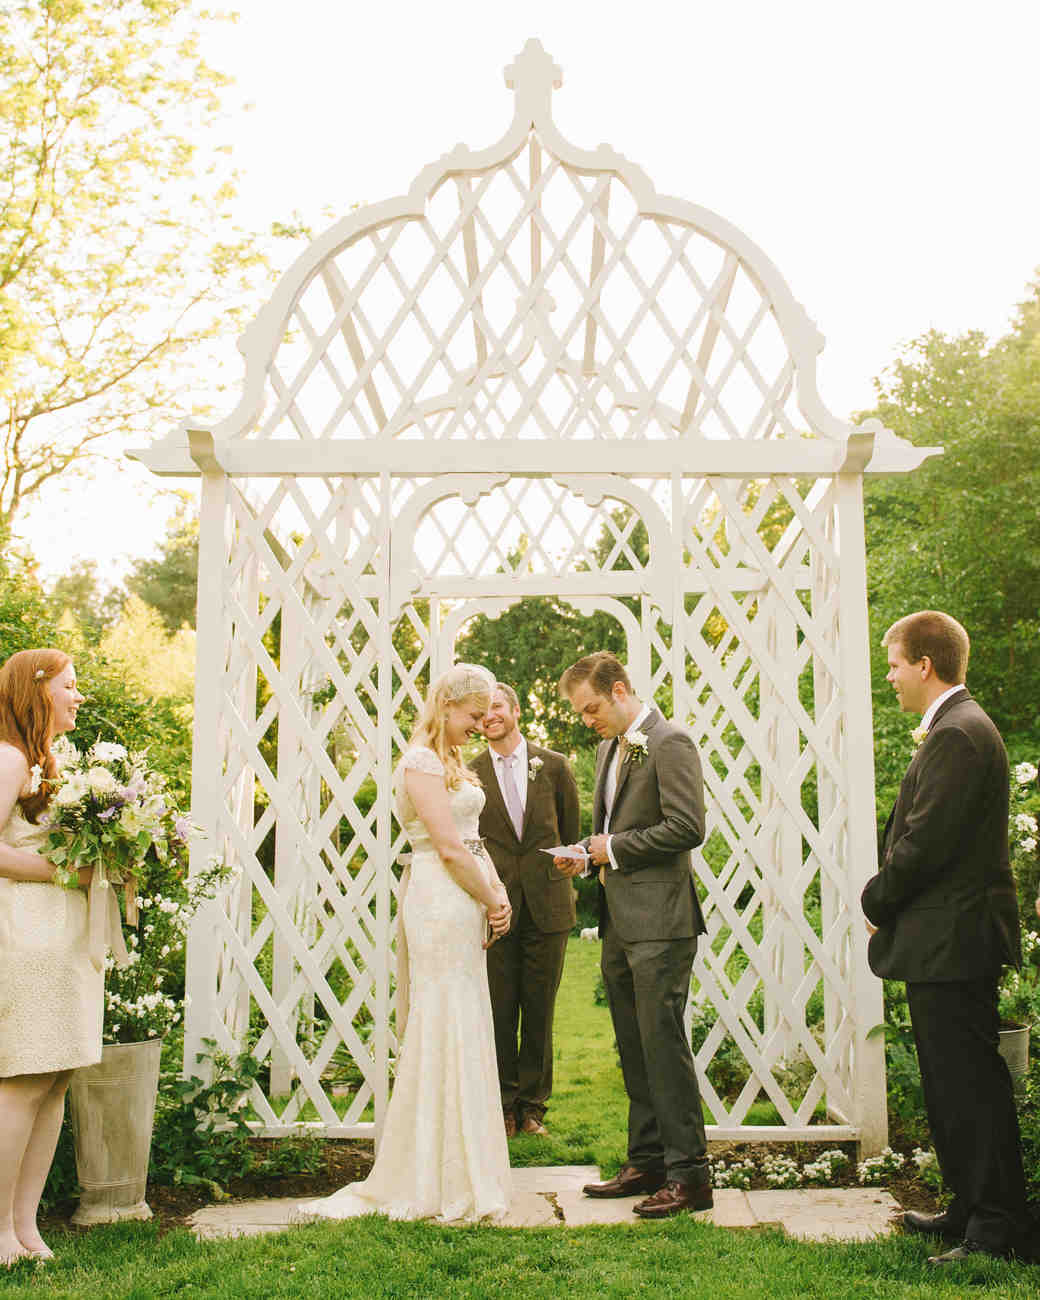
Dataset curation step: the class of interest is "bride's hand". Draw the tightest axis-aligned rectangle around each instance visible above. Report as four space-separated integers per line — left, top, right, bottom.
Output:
483 891 512 947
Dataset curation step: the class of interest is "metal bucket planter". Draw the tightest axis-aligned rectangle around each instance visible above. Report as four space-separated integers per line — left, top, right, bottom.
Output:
997 1021 1031 1102
68 1038 163 1225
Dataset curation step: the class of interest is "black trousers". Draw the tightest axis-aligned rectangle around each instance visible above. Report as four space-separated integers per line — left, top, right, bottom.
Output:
485 896 569 1119
601 921 708 1185
906 976 1030 1252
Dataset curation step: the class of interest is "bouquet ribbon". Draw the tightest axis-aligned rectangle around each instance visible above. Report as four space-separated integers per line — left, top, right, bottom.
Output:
87 869 131 972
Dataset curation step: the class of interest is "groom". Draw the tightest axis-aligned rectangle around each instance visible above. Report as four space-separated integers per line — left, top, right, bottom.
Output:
862 611 1029 1263
558 651 711 1218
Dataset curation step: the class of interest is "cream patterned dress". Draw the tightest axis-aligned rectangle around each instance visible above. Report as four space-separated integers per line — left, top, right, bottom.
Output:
0 807 104 1077
296 747 510 1223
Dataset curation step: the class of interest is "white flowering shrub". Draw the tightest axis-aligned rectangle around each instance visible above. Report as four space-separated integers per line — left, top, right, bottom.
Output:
710 1157 756 1190
102 857 233 1043
761 1154 802 1189
856 1147 906 1185
802 1149 850 1185
1001 758 1040 1025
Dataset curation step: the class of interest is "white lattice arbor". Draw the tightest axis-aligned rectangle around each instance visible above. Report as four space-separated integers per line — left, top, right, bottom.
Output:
135 41 937 1152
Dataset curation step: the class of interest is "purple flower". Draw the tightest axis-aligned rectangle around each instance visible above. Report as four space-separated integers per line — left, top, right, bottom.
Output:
98 806 121 822
173 816 191 843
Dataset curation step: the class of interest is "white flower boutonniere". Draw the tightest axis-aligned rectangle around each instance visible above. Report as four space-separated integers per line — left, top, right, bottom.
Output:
625 730 649 765
911 725 928 750
528 755 543 782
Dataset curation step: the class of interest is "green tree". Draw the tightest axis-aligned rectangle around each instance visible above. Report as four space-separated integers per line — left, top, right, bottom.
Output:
862 275 1040 812
124 490 199 631
0 0 265 527
46 556 113 635
100 592 195 705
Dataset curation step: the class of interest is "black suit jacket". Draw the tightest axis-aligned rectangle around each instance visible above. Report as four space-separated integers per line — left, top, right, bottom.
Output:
862 690 1020 982
472 742 580 933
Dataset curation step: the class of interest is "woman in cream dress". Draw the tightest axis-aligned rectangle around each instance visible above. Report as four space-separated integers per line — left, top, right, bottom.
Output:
0 649 98 1266
296 664 513 1224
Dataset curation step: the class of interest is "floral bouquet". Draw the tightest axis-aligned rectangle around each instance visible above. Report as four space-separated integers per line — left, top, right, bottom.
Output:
46 737 191 922
45 736 234 1042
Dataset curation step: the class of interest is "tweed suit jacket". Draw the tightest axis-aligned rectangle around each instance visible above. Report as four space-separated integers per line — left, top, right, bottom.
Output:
471 742 580 933
862 690 1020 983
593 708 707 943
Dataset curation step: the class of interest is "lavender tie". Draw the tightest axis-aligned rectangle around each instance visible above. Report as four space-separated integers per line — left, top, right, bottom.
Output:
501 754 524 839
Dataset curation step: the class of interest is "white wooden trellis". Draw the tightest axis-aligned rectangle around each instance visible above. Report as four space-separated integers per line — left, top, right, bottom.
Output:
134 40 938 1153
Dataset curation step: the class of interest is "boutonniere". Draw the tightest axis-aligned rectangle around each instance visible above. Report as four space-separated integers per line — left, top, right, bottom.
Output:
911 725 928 750
625 731 649 765
528 755 543 782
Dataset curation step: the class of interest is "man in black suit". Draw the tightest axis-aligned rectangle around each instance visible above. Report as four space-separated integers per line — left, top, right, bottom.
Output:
472 683 580 1138
861 610 1030 1263
558 651 711 1219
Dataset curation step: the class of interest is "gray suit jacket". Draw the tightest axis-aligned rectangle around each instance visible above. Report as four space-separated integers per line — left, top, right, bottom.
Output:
472 742 580 933
593 708 707 943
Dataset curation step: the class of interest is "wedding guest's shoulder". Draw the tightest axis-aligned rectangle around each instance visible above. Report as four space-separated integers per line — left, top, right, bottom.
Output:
0 742 29 783
399 746 445 777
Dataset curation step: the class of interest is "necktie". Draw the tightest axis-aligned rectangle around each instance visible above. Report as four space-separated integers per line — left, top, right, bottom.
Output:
501 754 524 839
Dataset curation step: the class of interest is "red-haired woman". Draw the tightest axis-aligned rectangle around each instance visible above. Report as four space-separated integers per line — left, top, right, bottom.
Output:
0 649 95 1266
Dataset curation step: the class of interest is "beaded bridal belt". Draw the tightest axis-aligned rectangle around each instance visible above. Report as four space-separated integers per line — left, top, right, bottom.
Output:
464 837 489 858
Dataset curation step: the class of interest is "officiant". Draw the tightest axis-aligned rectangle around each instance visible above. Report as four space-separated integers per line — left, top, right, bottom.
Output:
472 683 580 1138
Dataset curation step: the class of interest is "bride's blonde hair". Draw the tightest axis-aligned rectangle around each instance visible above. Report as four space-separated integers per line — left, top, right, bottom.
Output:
411 663 495 789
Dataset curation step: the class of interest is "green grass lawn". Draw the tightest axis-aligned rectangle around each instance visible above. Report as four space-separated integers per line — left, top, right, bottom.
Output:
5 937 1038 1298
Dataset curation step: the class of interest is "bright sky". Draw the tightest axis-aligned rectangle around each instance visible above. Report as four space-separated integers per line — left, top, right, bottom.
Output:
19 0 1039 586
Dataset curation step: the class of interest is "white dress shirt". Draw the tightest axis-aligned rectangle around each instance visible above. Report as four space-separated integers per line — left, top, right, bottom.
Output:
604 704 652 870
921 684 966 733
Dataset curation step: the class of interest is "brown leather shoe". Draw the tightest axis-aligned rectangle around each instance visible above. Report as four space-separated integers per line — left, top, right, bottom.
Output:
520 1114 548 1136
633 1181 713 1218
583 1165 667 1199
504 1111 517 1138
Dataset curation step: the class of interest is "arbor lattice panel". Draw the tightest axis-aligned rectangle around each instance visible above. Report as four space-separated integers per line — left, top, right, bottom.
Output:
136 41 937 1151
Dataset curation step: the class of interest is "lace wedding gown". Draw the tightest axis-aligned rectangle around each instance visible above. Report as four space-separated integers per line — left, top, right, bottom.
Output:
0 807 104 1077
295 747 510 1223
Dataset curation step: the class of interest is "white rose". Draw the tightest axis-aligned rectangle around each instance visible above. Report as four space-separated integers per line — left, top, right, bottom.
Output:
1014 761 1038 786
89 742 128 764
119 804 151 835
1014 813 1038 835
1022 837 1037 855
54 774 88 806
86 767 118 794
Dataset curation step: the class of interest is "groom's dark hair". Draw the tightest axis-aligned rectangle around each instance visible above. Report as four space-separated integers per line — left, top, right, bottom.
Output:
883 610 970 685
559 651 632 700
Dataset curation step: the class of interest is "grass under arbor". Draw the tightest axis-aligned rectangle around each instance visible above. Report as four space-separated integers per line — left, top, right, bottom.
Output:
5 939 1039 1298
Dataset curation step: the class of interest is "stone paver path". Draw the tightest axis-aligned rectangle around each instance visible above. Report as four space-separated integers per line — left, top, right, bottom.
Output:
188 1167 900 1243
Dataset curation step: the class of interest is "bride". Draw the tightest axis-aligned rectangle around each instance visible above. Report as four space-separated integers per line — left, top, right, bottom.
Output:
297 664 512 1224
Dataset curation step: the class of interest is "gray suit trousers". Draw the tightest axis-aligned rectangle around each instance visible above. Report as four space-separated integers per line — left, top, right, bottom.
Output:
601 920 708 1183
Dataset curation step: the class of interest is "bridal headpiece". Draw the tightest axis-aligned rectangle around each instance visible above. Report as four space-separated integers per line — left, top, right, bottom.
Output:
438 662 496 702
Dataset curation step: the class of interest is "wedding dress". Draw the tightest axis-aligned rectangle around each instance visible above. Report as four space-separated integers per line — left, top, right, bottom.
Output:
295 746 510 1223
0 807 103 1077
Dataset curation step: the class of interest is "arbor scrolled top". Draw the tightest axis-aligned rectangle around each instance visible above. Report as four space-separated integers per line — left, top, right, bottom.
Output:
149 40 931 1157
134 39 936 480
